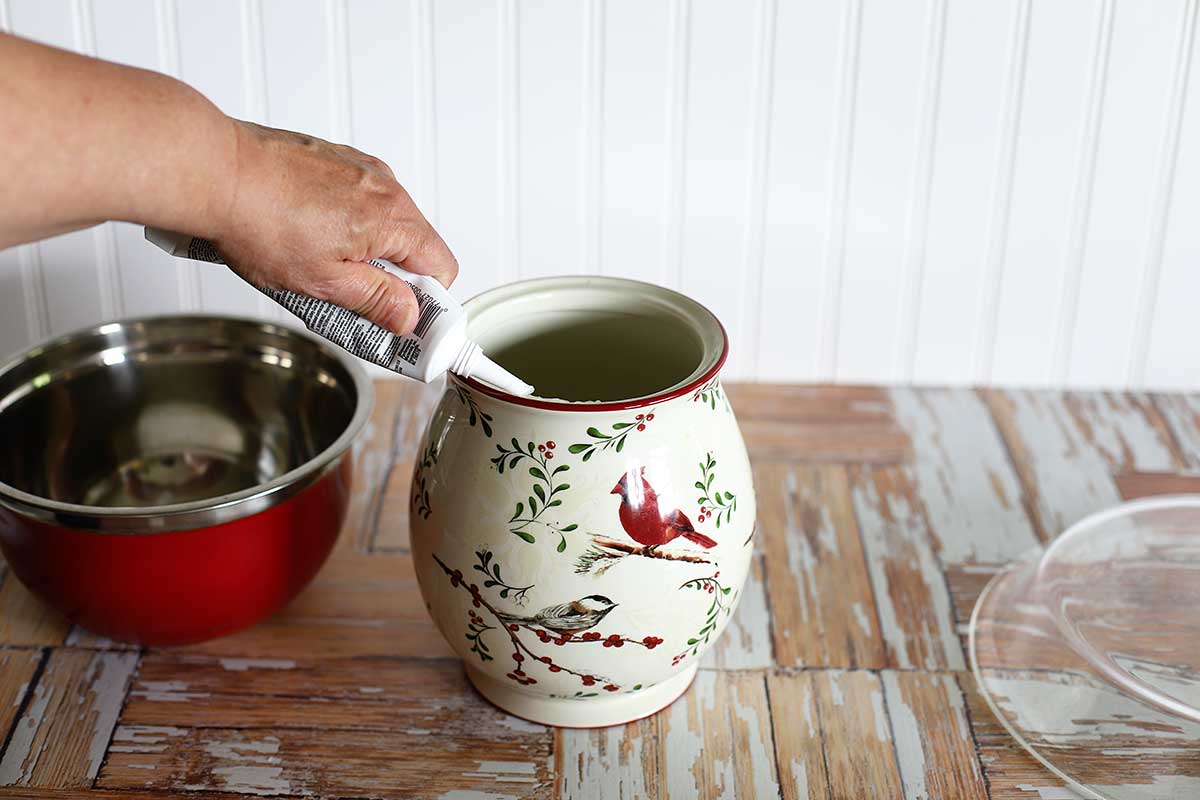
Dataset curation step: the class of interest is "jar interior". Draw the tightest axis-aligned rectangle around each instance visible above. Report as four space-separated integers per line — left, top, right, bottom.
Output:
465 279 722 403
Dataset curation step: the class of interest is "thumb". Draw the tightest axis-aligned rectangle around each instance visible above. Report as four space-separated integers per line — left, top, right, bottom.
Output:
317 260 419 335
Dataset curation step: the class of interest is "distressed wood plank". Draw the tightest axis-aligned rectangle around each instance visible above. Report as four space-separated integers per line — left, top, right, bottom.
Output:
121 653 546 741
177 552 451 660
0 649 42 749
811 670 904 799
728 384 910 463
371 380 444 552
99 725 553 799
0 649 138 788
945 563 1004 649
334 378 403 554
758 463 885 669
556 715 658 799
985 390 1182 541
892 388 1040 562
1115 471 1200 501
0 789 262 800
702 553 772 670
0 575 70 648
659 669 779 799
1155 393 1200 468
849 465 964 671
766 672 831 800
881 671 988 800
956 672 1074 799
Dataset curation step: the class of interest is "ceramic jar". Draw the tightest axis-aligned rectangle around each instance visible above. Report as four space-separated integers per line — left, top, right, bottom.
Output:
410 277 755 726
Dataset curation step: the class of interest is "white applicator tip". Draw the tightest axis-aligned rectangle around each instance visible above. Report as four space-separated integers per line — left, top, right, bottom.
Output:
470 354 536 396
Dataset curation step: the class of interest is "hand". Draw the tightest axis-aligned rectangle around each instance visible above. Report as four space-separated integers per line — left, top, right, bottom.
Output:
211 120 457 335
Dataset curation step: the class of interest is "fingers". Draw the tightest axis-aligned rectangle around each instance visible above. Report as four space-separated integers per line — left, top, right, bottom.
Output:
317 260 419 335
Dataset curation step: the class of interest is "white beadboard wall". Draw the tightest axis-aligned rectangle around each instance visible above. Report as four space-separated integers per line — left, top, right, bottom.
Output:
1 0 1198 389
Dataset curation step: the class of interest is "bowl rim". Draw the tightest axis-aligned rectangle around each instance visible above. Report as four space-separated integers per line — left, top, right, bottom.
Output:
456 275 729 411
0 313 374 534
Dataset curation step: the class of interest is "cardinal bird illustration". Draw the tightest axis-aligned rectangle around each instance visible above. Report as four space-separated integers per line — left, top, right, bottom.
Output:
495 595 618 634
611 467 718 551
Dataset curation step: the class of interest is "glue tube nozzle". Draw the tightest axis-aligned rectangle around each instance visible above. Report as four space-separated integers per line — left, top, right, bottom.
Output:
452 340 534 396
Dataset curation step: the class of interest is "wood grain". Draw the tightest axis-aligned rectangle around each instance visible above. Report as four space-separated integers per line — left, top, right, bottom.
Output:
0 649 137 788
881 671 988 800
371 381 443 552
0 574 70 648
728 384 911 463
1115 471 1200 500
765 672 830 800
849 465 964 671
892 388 1040 562
121 653 546 741
757 463 885 669
176 552 452 660
0 649 42 751
99 725 554 799
334 377 403 554
810 670 904 798
1154 393 1200 467
985 389 1182 540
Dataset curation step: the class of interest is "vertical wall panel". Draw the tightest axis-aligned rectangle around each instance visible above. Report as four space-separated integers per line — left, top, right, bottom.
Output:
678 0 760 378
7 0 109 337
1066 0 1186 387
989 0 1099 386
173 0 264 319
598 0 670 282
754 1 843 381
834 0 928 381
517 0 585 279
909 0 1014 384
433 1 502 301
345 1 418 199
1146 1 1200 390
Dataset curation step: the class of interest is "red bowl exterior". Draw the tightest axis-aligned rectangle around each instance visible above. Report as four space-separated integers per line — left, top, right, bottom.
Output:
0 455 352 646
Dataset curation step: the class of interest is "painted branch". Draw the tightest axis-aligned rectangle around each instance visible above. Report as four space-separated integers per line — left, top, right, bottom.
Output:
584 537 715 564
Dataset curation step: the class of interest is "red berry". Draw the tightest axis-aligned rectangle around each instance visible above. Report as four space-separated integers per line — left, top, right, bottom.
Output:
646 413 654 420
513 653 524 662
510 624 520 632
526 677 537 684
636 414 644 420
547 441 556 449
700 506 707 513
637 424 645 431
582 676 595 686
538 444 545 451
714 571 720 578
546 452 553 459
549 665 561 672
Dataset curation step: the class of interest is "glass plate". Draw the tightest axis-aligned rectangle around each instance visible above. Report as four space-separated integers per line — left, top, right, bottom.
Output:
970 496 1200 800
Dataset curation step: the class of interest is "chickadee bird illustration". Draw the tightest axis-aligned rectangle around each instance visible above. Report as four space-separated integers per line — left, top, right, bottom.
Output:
611 467 718 551
495 595 618 634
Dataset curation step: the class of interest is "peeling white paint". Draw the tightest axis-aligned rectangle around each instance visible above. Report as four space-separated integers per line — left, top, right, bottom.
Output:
212 764 291 796
892 389 1039 562
852 602 872 637
0 683 52 784
218 658 297 672
852 471 964 671
84 652 140 780
702 554 771 670
663 670 710 798
463 760 538 783
829 673 846 707
558 722 648 799
882 673 926 800
732 694 781 799
1156 395 1200 468
868 686 889 743
108 725 187 754
438 791 520 800
494 714 545 734
790 759 810 800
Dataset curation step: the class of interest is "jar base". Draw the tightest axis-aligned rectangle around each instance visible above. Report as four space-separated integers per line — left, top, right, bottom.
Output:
464 663 700 728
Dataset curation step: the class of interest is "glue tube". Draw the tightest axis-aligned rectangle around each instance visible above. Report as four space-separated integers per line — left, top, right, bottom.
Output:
144 227 534 396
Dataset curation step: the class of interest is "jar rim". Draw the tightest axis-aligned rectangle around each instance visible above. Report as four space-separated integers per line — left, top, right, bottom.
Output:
457 275 728 412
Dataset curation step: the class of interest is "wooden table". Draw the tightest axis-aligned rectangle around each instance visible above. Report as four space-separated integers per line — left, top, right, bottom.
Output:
1 382 1198 799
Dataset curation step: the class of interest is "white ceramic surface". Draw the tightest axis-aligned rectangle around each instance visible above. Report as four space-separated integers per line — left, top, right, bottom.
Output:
410 277 755 727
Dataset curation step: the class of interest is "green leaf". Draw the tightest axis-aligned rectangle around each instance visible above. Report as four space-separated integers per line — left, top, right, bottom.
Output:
493 564 501 579
533 484 546 502
554 483 570 493
567 443 589 454
499 588 509 598
582 450 594 462
615 436 625 453
695 481 706 490
612 422 632 429
496 459 505 475
510 502 524 521
529 497 538 515
530 466 547 481
546 499 562 508
481 419 493 437
706 474 714 488
697 497 707 505
511 437 521 451
724 491 733 501
632 684 642 691
527 441 535 454
721 587 732 595
561 523 578 532
509 458 521 471
553 464 570 474
515 530 536 543
586 426 609 439
556 537 567 553
686 637 698 645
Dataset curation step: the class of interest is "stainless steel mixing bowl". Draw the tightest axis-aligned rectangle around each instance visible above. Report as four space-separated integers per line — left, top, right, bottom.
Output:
0 315 373 644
